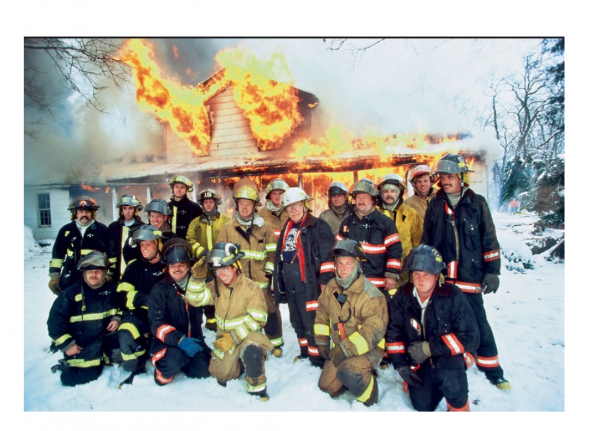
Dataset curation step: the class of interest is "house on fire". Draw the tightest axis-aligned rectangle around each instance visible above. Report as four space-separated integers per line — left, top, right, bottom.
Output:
24 69 491 241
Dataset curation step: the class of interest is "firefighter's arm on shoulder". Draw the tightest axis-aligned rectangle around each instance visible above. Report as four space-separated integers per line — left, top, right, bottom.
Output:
185 277 214 308
339 296 388 357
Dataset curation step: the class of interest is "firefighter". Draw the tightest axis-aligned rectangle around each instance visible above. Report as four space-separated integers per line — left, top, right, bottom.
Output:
107 194 144 282
167 174 203 240
319 181 352 236
47 251 121 387
422 153 510 390
386 245 480 411
48 196 116 295
404 164 437 220
335 181 403 294
259 178 290 239
274 187 334 366
186 242 275 400
314 239 388 407
217 178 284 357
186 188 231 332
115 225 167 387
376 173 423 291
148 239 211 386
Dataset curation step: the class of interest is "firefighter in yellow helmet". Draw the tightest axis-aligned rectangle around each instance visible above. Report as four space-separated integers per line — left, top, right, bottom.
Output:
259 178 290 239
216 178 284 357
167 174 203 240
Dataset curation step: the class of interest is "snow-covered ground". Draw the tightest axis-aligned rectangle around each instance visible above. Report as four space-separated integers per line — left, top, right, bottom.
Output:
23 212 564 412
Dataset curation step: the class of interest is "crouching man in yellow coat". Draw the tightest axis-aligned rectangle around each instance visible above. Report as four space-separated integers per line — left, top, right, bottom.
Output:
186 242 274 401
315 239 388 407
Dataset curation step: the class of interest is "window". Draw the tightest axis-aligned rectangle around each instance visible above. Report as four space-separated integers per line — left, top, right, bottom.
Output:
38 193 51 226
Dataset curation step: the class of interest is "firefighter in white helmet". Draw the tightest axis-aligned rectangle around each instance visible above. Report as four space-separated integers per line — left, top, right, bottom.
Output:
167 174 203 240
273 187 334 366
319 181 352 236
259 178 290 239
404 164 437 220
216 178 284 357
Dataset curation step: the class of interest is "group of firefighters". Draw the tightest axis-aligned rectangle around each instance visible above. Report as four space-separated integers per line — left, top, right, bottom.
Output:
46 153 509 411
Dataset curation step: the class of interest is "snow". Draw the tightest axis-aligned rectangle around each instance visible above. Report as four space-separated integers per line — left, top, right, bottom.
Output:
22 212 564 415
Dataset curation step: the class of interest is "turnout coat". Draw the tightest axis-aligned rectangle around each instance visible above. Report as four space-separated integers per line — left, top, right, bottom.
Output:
168 196 203 240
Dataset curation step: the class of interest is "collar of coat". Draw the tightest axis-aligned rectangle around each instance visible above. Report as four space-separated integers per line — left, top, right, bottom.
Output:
436 187 475 206
401 281 452 298
117 216 142 226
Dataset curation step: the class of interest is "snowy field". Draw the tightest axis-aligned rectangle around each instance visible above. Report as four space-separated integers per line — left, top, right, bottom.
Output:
23 211 564 413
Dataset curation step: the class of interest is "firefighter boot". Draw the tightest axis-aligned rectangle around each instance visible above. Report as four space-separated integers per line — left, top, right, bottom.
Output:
205 318 217 332
246 375 270 401
488 376 511 391
243 345 269 400
271 345 283 358
358 376 379 407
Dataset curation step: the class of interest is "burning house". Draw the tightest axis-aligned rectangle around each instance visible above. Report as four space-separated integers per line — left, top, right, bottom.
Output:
24 42 492 241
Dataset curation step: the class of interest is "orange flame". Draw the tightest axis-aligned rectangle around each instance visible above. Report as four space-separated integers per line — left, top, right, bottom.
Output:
105 187 111 194
81 184 100 192
215 48 303 151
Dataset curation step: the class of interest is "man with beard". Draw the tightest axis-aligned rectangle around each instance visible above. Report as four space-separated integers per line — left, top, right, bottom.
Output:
404 165 437 220
319 181 352 236
107 194 144 282
217 178 283 357
47 251 121 386
186 189 231 332
167 174 203 240
115 225 167 386
258 178 290 239
49 196 116 294
148 239 211 386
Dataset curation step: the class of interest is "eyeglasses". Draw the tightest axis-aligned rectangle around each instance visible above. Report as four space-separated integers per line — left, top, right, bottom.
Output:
286 204 303 212
214 267 233 276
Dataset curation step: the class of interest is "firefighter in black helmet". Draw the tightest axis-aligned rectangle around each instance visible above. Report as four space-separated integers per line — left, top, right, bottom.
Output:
48 196 116 294
167 174 203 240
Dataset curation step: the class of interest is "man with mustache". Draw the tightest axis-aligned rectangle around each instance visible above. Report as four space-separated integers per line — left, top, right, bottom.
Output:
49 196 116 294
422 153 510 390
319 181 352 236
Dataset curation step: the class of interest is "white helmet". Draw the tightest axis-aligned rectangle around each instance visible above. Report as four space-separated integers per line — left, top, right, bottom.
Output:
282 187 312 207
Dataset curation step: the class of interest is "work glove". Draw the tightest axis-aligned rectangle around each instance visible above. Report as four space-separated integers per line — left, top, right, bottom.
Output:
178 337 205 358
329 344 347 367
407 341 431 365
48 275 62 295
482 273 500 295
191 256 208 279
318 345 330 360
397 365 423 388
213 332 236 353
105 272 113 282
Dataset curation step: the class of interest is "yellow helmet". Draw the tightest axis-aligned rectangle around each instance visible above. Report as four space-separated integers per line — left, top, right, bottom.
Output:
233 177 262 206
169 174 194 192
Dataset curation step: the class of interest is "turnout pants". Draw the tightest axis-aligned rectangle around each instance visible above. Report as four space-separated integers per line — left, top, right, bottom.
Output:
407 356 470 412
57 331 120 387
318 355 378 406
118 313 151 372
263 285 283 348
150 339 211 386
282 262 324 367
464 292 504 380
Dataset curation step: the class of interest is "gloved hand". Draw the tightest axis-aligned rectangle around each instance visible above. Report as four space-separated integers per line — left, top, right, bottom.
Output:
48 276 62 295
213 332 236 352
407 341 431 365
482 273 500 295
318 345 330 360
178 337 205 358
329 344 347 367
105 272 113 282
191 256 208 279
397 365 423 388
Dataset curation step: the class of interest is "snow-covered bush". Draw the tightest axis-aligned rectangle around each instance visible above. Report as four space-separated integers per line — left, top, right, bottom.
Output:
497 229 534 272
24 225 43 260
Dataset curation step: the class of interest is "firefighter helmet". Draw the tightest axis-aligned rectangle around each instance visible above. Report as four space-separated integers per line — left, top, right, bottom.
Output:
409 164 432 183
116 194 142 210
233 178 262 206
76 251 109 271
433 153 474 175
282 187 312 207
144 198 172 216
130 225 163 246
69 195 100 212
265 178 289 199
326 181 348 197
330 239 366 261
349 181 379 198
198 189 222 205
402 244 446 275
169 174 194 192
207 242 245 271
378 173 406 193
161 238 194 265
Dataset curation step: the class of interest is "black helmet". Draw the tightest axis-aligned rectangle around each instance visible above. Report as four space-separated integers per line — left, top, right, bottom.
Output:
130 225 164 246
330 239 366 261
433 153 474 175
69 195 100 212
207 242 245 271
161 239 193 265
76 251 109 271
402 245 446 275
144 198 172 216
326 181 348 197
198 189 222 205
